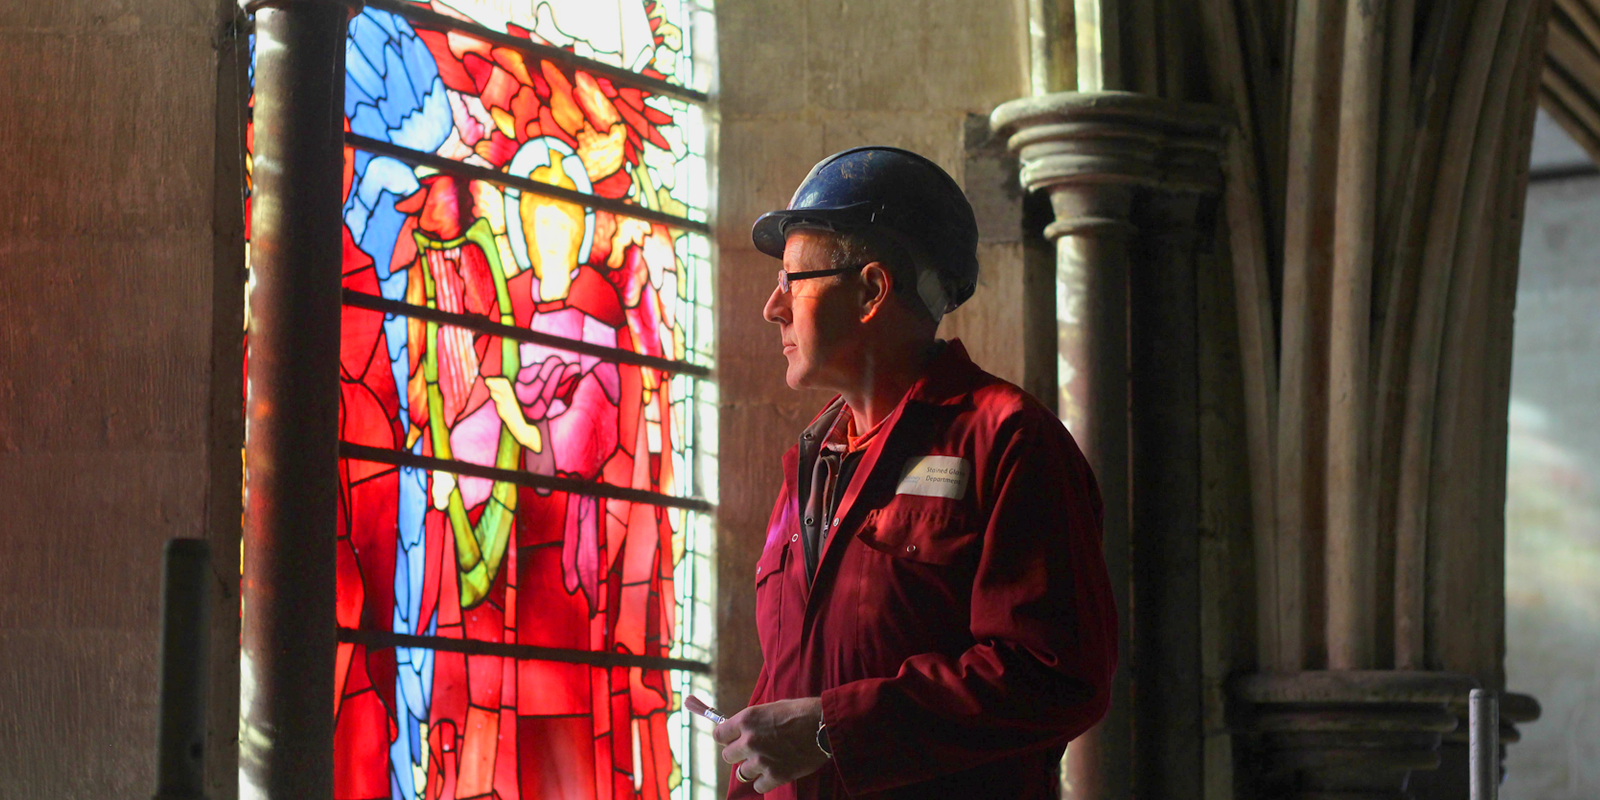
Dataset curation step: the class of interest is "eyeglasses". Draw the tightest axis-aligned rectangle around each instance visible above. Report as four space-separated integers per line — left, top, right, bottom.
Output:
776 264 866 293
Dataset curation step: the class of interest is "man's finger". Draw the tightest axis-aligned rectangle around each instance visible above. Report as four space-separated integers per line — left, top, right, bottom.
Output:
711 719 738 745
735 760 760 784
720 737 750 766
753 772 780 794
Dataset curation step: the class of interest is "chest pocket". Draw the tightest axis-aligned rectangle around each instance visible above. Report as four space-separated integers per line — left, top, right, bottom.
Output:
857 504 980 566
753 535 790 653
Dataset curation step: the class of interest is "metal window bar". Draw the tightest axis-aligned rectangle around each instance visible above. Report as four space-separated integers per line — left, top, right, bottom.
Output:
342 289 713 376
363 0 709 105
338 628 712 673
341 442 714 511
347 134 712 234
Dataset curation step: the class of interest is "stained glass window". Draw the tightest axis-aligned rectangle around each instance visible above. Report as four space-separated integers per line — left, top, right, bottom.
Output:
245 2 718 798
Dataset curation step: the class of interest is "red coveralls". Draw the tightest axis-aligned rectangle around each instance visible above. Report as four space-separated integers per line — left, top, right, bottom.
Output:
732 340 1119 799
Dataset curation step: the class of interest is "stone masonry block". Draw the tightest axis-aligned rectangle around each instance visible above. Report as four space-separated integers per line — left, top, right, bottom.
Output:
0 234 213 452
0 451 207 631
716 117 828 251
717 245 783 362
819 110 967 184
0 629 158 799
714 0 810 116
0 29 216 237
940 240 1026 387
802 0 1025 113
0 0 214 33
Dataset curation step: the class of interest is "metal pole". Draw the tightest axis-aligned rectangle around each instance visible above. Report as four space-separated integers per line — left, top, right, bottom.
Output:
1469 688 1499 800
240 1 356 797
154 539 212 800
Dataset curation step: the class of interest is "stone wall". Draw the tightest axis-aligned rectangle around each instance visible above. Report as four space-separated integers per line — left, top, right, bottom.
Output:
0 1 240 798
712 0 1034 792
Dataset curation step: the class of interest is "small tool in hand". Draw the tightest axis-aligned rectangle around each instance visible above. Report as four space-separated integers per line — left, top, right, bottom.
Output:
684 694 726 724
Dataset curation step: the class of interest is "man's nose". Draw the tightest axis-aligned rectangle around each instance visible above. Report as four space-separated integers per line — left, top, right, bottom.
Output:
763 284 789 325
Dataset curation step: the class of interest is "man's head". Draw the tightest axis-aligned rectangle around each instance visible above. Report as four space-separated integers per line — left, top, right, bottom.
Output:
762 228 938 390
751 147 981 391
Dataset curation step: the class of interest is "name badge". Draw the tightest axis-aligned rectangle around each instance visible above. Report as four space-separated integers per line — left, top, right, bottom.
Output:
896 455 971 499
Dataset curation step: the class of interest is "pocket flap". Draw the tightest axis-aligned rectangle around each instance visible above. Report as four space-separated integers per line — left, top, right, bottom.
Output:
857 506 977 565
754 537 788 586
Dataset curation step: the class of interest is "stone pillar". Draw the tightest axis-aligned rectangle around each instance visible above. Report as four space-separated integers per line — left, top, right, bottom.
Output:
993 87 1541 800
240 1 358 797
992 90 1227 799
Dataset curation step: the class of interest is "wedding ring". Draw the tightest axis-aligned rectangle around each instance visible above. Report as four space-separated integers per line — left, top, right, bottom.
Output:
736 763 756 783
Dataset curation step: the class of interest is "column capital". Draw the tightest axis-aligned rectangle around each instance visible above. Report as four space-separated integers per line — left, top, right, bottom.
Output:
990 91 1231 206
1230 671 1542 798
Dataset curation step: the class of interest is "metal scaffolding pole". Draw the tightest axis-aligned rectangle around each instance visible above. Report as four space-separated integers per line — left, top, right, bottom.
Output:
153 539 213 800
240 1 356 797
1469 689 1499 800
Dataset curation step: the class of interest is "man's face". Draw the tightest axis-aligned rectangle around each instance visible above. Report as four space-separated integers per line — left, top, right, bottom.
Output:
762 230 862 391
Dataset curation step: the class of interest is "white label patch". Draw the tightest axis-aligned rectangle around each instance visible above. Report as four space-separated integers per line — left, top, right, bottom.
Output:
896 455 972 499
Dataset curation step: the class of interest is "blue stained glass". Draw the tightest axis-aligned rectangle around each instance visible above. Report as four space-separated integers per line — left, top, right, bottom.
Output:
360 192 406 279
345 43 385 109
367 6 403 40
397 464 426 548
399 33 436 98
378 46 418 127
389 79 451 152
344 156 419 249
348 13 393 69
349 102 390 142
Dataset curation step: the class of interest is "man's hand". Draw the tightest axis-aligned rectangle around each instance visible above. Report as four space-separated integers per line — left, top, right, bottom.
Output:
713 697 830 794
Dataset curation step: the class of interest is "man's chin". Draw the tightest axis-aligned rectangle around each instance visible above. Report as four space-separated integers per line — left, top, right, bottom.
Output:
784 361 813 391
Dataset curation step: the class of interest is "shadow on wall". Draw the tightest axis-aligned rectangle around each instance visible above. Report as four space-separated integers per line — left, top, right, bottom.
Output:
1503 398 1600 797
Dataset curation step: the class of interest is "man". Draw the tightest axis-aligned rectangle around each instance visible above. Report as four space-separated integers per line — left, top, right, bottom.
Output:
711 146 1119 799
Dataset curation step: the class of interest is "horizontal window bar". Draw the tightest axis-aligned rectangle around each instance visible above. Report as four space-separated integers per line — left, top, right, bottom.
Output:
348 134 710 235
343 289 712 378
363 0 709 106
341 442 714 512
339 627 712 674
1528 162 1600 183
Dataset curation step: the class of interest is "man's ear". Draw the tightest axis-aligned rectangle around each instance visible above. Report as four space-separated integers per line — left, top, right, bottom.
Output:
858 262 893 322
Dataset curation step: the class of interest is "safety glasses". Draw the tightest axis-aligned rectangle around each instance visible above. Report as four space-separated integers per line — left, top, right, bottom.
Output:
777 264 866 293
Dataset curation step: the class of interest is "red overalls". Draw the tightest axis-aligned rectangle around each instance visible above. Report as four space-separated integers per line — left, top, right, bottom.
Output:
731 340 1119 799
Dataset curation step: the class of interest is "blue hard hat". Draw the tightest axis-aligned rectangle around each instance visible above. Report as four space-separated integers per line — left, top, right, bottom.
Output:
751 146 980 311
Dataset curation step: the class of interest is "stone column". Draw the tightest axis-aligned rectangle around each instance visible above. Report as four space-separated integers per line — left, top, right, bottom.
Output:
240 1 358 797
992 91 1227 799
